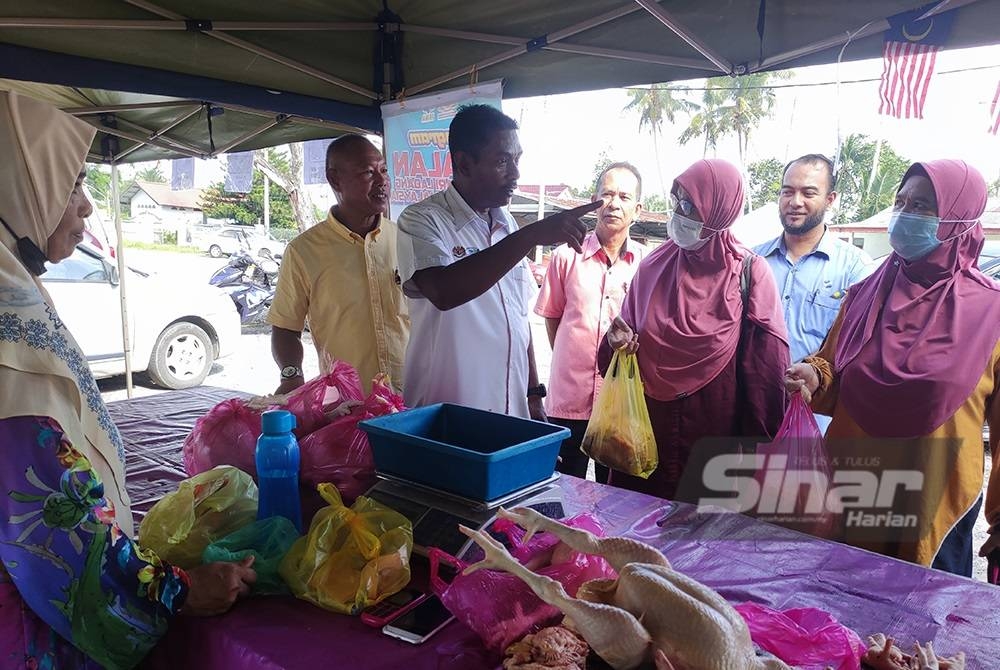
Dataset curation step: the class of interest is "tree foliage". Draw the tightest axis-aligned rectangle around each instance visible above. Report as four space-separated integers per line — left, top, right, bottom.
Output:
833 134 909 224
747 158 784 210
678 73 787 165
569 151 614 199
199 151 297 229
623 85 697 197
642 194 668 212
134 165 167 183
85 166 112 214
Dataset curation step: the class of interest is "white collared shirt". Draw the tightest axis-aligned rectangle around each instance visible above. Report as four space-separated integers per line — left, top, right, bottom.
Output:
397 184 534 418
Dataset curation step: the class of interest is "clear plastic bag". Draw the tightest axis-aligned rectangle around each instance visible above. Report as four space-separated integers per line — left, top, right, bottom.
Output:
278 483 413 615
755 394 836 537
428 513 616 653
734 602 865 670
581 350 658 478
138 466 259 569
202 516 300 595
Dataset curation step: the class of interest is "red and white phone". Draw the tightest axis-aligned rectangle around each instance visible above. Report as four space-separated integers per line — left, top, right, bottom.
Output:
360 587 430 628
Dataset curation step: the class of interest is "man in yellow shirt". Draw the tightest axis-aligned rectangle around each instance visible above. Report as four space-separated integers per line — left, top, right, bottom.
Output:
268 134 408 394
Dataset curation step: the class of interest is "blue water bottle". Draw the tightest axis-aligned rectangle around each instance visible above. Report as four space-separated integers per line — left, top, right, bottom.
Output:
255 409 302 532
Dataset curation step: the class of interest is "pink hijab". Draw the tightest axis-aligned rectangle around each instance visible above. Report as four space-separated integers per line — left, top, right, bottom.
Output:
835 160 1000 437
621 159 787 401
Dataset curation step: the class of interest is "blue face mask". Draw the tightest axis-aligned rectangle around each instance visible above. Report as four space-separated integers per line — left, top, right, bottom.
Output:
888 211 941 260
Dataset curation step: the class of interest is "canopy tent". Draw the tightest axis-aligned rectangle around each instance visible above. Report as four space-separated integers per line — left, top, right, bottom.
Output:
0 1 997 143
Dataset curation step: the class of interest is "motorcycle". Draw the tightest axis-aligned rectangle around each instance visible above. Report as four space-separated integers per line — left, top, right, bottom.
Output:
209 251 280 324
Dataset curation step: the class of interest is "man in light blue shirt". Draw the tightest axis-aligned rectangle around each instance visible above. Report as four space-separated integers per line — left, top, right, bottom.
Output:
754 154 875 430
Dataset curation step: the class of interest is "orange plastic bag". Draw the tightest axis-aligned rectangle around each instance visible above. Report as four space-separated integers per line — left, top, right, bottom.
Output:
278 483 413 615
581 350 657 478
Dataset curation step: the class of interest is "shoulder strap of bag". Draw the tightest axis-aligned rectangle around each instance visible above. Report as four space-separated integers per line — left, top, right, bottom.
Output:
740 251 754 316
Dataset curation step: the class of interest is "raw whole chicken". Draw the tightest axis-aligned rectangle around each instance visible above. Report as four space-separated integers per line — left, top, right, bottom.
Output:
460 507 792 670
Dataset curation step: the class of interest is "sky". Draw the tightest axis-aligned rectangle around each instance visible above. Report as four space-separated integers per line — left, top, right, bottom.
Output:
114 42 1000 211
502 43 1000 200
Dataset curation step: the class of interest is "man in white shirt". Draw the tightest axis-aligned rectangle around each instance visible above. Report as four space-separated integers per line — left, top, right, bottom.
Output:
397 104 598 419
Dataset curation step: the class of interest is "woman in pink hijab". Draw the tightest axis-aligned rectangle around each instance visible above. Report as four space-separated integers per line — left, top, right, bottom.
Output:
602 158 789 500
786 160 1000 576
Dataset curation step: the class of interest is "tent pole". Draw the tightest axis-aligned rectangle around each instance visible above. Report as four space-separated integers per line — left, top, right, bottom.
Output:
85 121 206 159
122 0 378 100
633 0 732 74
264 172 270 232
211 117 287 156
110 162 134 398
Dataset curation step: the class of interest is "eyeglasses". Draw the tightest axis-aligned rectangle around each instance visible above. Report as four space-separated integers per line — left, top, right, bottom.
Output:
670 195 695 217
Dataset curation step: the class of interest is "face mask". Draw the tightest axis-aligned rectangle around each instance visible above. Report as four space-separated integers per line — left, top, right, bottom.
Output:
668 212 708 250
888 212 941 261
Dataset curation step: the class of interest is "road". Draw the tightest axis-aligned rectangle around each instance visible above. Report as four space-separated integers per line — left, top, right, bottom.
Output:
96 249 991 582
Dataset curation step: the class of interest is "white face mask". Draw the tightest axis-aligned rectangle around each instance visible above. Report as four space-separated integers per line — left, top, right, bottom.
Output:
668 212 708 250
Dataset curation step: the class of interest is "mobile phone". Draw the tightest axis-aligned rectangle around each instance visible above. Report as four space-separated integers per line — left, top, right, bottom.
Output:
360 588 430 628
381 595 455 644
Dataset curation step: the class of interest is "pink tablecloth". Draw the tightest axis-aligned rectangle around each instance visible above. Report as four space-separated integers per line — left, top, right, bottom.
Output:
113 387 1000 669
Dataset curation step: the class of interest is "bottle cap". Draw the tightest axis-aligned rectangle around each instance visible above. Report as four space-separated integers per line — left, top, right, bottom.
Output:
261 409 296 434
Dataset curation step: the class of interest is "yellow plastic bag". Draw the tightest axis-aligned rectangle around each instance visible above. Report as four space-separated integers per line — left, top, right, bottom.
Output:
581 350 658 478
279 483 413 615
138 466 259 569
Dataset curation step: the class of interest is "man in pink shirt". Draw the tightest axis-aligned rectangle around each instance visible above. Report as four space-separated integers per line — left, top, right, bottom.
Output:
534 163 649 481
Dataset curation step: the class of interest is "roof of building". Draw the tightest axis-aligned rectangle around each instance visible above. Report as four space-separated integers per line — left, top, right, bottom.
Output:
120 180 204 211
831 198 1000 232
515 184 574 200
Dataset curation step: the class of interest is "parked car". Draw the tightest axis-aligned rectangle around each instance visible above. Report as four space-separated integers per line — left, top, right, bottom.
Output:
205 228 251 258
205 227 287 259
43 243 241 389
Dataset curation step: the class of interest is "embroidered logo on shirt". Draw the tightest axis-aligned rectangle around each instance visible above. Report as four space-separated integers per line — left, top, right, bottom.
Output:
453 245 466 258
394 269 402 286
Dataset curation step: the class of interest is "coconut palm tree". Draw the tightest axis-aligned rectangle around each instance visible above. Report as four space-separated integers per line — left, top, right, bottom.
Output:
623 85 697 196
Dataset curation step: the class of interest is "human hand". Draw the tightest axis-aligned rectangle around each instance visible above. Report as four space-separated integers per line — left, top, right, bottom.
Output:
529 201 600 252
864 634 911 670
181 556 257 617
784 363 819 404
528 396 547 422
607 316 638 354
275 376 305 395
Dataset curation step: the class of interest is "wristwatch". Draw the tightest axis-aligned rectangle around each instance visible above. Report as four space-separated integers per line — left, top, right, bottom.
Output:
527 384 547 399
280 365 303 380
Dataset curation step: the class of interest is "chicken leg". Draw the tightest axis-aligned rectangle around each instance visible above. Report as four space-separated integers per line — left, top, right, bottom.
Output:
498 506 670 572
460 524 652 669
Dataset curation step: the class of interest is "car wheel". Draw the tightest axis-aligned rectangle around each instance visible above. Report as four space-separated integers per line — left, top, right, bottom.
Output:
147 322 214 389
209 244 223 258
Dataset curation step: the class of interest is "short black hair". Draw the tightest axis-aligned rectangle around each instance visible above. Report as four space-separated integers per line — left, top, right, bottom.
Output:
594 162 643 201
783 153 836 192
448 104 518 158
325 133 374 171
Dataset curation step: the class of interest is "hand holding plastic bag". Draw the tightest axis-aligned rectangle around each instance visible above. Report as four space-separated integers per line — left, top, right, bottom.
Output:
279 483 413 615
581 350 657 478
754 393 836 537
202 516 300 595
138 466 259 569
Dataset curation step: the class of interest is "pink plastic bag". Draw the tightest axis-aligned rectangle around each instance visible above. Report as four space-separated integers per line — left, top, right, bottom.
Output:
182 361 366 478
735 602 865 670
183 398 261 477
428 513 617 653
754 394 836 537
298 375 406 501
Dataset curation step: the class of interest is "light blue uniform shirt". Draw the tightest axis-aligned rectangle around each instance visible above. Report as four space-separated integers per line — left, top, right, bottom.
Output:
754 230 876 364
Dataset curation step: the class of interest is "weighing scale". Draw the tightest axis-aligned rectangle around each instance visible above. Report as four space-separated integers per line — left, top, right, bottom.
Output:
364 472 565 560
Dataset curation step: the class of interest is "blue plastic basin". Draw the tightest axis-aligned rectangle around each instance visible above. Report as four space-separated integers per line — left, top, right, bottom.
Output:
358 403 569 501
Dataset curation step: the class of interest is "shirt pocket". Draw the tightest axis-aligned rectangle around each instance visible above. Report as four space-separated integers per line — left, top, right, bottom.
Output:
505 264 531 317
803 291 843 340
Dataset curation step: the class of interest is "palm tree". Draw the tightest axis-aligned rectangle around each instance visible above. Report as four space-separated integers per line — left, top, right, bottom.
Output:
623 85 697 196
679 73 784 166
134 164 167 183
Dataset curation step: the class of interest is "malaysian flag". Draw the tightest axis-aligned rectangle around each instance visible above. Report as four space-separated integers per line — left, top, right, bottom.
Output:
990 79 1000 135
878 4 957 119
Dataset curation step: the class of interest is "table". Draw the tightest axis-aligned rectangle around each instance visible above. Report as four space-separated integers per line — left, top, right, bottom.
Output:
112 387 1000 669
